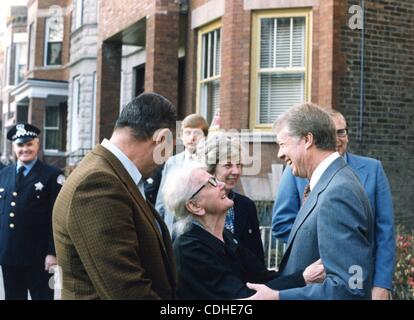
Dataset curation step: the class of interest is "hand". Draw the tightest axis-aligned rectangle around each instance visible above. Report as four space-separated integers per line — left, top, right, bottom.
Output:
44 255 57 271
372 287 390 300
239 283 279 300
303 258 326 284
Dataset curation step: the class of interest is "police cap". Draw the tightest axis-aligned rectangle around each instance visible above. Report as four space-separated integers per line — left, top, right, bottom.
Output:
7 123 41 144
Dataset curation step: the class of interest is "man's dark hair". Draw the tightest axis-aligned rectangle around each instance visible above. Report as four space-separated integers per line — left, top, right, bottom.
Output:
115 92 177 140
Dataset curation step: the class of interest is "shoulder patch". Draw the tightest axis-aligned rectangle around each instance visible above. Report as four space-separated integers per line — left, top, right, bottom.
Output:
57 174 66 185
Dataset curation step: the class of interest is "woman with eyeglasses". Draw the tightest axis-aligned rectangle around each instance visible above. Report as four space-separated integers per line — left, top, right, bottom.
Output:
162 161 325 299
197 134 265 262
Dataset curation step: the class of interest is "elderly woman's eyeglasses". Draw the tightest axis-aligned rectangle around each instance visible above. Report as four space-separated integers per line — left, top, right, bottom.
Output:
336 128 348 138
189 176 218 200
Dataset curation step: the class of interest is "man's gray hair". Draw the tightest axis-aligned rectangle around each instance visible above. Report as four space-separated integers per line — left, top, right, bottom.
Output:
273 102 337 151
162 161 207 235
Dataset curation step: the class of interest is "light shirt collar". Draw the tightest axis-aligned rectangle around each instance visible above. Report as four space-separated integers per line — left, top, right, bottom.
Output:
309 152 340 191
184 149 195 161
17 158 38 176
101 139 146 199
343 152 349 163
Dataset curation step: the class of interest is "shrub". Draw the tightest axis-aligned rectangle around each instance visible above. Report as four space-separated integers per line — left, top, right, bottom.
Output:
392 226 414 300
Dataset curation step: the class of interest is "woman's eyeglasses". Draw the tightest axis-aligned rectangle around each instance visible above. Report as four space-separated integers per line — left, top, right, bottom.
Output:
189 176 218 200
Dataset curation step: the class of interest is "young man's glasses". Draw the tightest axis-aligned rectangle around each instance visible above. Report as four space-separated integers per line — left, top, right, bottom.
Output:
336 128 348 138
189 176 218 200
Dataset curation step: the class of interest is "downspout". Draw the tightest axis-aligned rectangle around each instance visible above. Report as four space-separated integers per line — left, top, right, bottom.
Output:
358 0 365 144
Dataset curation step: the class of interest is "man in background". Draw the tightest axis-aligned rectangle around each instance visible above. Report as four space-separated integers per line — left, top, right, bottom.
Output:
0 123 64 299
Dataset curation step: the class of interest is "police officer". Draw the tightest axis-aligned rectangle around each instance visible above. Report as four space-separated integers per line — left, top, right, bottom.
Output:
0 123 65 300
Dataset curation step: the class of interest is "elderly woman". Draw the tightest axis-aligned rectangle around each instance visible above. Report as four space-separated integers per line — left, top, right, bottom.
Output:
197 134 265 262
163 162 324 299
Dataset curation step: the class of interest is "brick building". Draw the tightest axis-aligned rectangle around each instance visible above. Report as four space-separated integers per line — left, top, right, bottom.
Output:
66 0 98 164
0 0 412 226
1 6 28 163
1 0 71 167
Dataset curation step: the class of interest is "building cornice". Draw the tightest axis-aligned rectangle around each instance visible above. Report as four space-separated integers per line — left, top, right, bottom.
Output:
10 79 68 102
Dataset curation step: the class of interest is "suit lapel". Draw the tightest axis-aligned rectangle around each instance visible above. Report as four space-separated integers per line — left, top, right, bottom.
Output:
283 157 348 258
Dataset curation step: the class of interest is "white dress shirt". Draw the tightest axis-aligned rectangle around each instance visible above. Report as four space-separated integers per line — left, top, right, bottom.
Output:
309 152 340 191
101 139 146 199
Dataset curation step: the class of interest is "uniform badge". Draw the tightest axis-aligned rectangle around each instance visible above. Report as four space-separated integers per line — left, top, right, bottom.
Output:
34 182 44 191
57 174 66 186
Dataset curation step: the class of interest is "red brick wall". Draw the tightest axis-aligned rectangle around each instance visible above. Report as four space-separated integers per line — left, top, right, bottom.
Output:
98 0 153 42
220 0 251 130
28 97 46 158
96 42 122 141
96 0 180 140
27 0 70 81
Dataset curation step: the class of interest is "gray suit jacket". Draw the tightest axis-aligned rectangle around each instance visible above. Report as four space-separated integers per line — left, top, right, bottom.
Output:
278 157 374 299
155 152 186 234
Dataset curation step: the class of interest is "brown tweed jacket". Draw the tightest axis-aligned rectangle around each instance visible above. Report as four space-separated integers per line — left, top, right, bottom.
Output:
53 144 176 299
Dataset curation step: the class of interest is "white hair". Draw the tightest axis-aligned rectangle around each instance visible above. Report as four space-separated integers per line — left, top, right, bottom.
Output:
162 160 207 235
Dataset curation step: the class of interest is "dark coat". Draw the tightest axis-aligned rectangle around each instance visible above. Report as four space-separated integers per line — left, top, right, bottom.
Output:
174 224 305 299
232 192 265 263
0 160 63 266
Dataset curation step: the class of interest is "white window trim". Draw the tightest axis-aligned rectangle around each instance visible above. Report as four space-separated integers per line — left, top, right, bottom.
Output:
91 71 97 147
43 105 61 153
14 42 27 85
75 0 84 30
196 20 222 124
71 76 80 151
44 16 63 66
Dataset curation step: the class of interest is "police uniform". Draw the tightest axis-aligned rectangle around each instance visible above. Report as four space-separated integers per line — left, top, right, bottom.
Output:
0 123 65 300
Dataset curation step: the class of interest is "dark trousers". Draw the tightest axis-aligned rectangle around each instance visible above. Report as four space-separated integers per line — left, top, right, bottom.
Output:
1 265 54 300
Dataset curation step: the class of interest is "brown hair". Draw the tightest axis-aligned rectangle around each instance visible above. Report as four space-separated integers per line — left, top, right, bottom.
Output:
181 114 209 137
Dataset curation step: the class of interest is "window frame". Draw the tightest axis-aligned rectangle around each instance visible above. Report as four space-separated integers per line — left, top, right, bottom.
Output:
75 0 84 30
14 41 27 85
43 105 62 152
196 20 222 125
71 75 81 151
250 9 312 130
44 16 64 66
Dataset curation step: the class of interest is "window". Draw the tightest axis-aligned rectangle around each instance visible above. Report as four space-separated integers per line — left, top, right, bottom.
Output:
5 46 11 85
91 71 97 146
250 10 311 128
71 76 80 151
15 42 27 84
44 106 64 151
44 16 63 66
197 21 221 125
75 0 84 29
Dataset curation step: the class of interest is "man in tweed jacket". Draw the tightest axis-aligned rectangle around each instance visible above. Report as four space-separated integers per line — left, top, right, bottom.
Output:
53 93 177 299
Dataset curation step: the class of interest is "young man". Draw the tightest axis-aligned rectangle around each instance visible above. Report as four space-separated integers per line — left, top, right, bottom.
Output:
0 123 64 300
155 114 209 235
